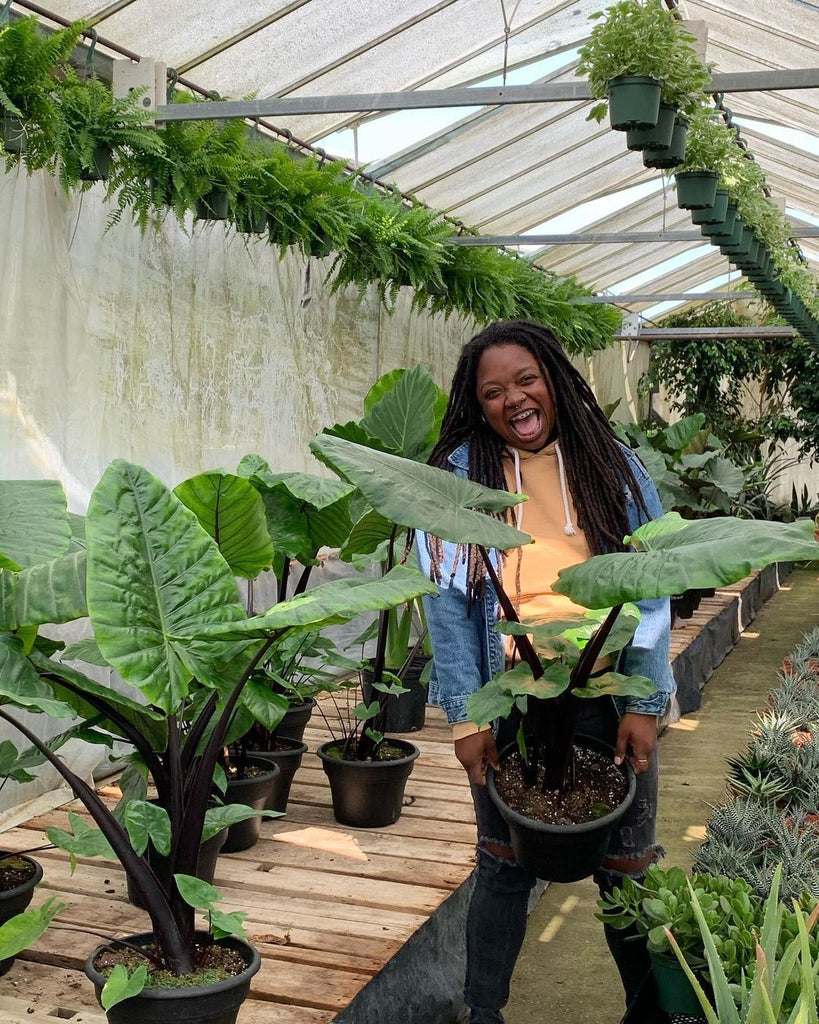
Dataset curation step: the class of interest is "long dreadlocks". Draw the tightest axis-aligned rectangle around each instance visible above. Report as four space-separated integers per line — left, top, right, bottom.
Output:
428 320 650 596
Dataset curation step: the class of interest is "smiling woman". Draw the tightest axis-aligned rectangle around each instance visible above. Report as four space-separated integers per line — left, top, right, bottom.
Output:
419 319 675 1024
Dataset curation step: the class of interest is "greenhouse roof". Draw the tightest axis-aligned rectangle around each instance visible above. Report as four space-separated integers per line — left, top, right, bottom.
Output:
53 0 819 320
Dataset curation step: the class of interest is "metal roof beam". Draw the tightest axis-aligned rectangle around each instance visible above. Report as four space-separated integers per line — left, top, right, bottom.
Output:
580 293 768 303
448 229 819 244
153 69 819 122
617 327 798 340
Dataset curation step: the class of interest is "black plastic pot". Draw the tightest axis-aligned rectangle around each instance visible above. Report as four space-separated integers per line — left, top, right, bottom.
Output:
642 115 687 169
236 205 267 234
85 931 261 1024
674 170 719 210
80 144 112 182
486 736 636 882
2 114 26 154
251 737 308 812
196 187 230 221
606 75 662 131
221 756 280 853
275 697 316 742
126 823 228 909
626 103 676 152
0 854 42 975
317 738 419 828
362 653 430 733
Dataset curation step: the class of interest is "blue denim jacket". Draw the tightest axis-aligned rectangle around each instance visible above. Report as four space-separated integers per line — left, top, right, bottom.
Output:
417 442 675 724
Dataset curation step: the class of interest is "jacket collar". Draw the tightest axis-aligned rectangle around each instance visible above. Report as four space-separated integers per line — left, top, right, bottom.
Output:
447 442 470 471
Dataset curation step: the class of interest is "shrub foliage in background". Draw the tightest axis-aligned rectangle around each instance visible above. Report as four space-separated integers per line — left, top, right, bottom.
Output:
0 16 620 356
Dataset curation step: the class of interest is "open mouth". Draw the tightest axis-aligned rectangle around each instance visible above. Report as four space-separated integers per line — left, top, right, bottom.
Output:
509 408 542 442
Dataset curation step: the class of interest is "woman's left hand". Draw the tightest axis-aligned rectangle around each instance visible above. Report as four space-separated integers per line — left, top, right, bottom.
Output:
613 712 658 775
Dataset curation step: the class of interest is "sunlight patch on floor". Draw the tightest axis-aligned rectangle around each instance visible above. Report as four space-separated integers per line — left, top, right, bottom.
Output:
536 895 581 943
668 718 700 733
268 825 369 860
684 825 707 843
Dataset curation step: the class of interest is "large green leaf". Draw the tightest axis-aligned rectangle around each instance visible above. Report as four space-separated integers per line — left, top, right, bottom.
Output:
31 649 168 751
85 460 248 713
338 508 397 562
179 566 439 640
311 435 530 550
662 414 706 454
0 896 67 962
555 516 819 608
0 552 87 630
0 635 77 718
571 672 656 700
360 365 443 460
697 456 746 499
174 472 275 579
0 480 71 570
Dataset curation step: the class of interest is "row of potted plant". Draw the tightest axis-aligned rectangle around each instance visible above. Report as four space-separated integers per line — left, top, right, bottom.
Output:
576 0 819 347
596 626 819 1019
0 14 620 354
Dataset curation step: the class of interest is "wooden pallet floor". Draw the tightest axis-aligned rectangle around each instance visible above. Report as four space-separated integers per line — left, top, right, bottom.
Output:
0 571 766 1023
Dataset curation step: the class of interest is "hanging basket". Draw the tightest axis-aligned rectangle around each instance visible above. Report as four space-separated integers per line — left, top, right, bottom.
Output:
80 144 112 183
485 736 636 882
606 76 662 132
642 115 688 169
195 187 231 221
691 188 729 225
675 170 719 210
1 113 27 155
626 103 676 152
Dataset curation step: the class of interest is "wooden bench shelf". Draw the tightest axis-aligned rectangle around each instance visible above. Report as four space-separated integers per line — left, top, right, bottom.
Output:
0 569 776 1023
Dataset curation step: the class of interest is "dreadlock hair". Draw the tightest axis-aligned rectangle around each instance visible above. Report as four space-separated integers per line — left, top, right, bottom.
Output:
428 319 650 563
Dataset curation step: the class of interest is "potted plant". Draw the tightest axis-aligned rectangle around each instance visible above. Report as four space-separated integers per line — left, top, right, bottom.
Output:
672 106 739 209
321 364 447 733
0 463 437 1017
0 16 81 166
311 434 819 880
577 0 711 132
54 70 163 189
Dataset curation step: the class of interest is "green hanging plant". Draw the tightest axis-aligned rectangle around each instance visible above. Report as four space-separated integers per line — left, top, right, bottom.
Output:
54 71 163 193
577 0 711 123
0 16 84 169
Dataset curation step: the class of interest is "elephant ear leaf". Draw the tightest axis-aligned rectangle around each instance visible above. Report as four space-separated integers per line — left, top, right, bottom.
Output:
360 365 444 461
85 460 247 713
174 472 275 579
0 480 72 570
310 435 529 551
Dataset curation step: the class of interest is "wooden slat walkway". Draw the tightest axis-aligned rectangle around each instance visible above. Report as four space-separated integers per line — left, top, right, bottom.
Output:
0 570 770 1023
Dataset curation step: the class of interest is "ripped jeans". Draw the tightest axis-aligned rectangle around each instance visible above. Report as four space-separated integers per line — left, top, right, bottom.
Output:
464 698 662 1024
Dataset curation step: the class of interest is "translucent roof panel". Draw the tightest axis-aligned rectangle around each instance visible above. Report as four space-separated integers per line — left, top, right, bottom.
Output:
54 0 819 307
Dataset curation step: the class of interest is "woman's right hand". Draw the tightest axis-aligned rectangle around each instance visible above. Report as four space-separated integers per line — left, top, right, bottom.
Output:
454 730 500 786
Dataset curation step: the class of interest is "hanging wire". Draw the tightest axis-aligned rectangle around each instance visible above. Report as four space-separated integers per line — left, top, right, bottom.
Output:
166 68 179 104
498 0 523 86
84 26 97 75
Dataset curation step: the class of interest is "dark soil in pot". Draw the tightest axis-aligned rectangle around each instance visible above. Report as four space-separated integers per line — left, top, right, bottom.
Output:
0 853 43 975
487 737 635 882
249 737 308 812
85 930 260 1024
493 744 628 825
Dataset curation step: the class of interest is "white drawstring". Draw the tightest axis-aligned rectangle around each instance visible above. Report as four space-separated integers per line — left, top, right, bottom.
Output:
554 442 577 536
511 448 523 530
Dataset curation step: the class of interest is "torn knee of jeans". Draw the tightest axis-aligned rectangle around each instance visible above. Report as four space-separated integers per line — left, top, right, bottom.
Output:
597 844 664 881
477 836 516 861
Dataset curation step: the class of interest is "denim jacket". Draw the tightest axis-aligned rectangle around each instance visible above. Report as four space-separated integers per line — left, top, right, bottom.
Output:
417 442 675 725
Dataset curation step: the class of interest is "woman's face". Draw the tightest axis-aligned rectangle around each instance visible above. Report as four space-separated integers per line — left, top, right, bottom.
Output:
475 343 556 451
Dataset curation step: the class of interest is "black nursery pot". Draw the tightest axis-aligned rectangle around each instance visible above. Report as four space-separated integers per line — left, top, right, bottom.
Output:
275 697 316 742
317 738 419 828
251 737 308 812
85 931 261 1024
486 736 636 883
0 854 42 975
362 653 430 733
126 823 228 909
221 756 280 853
